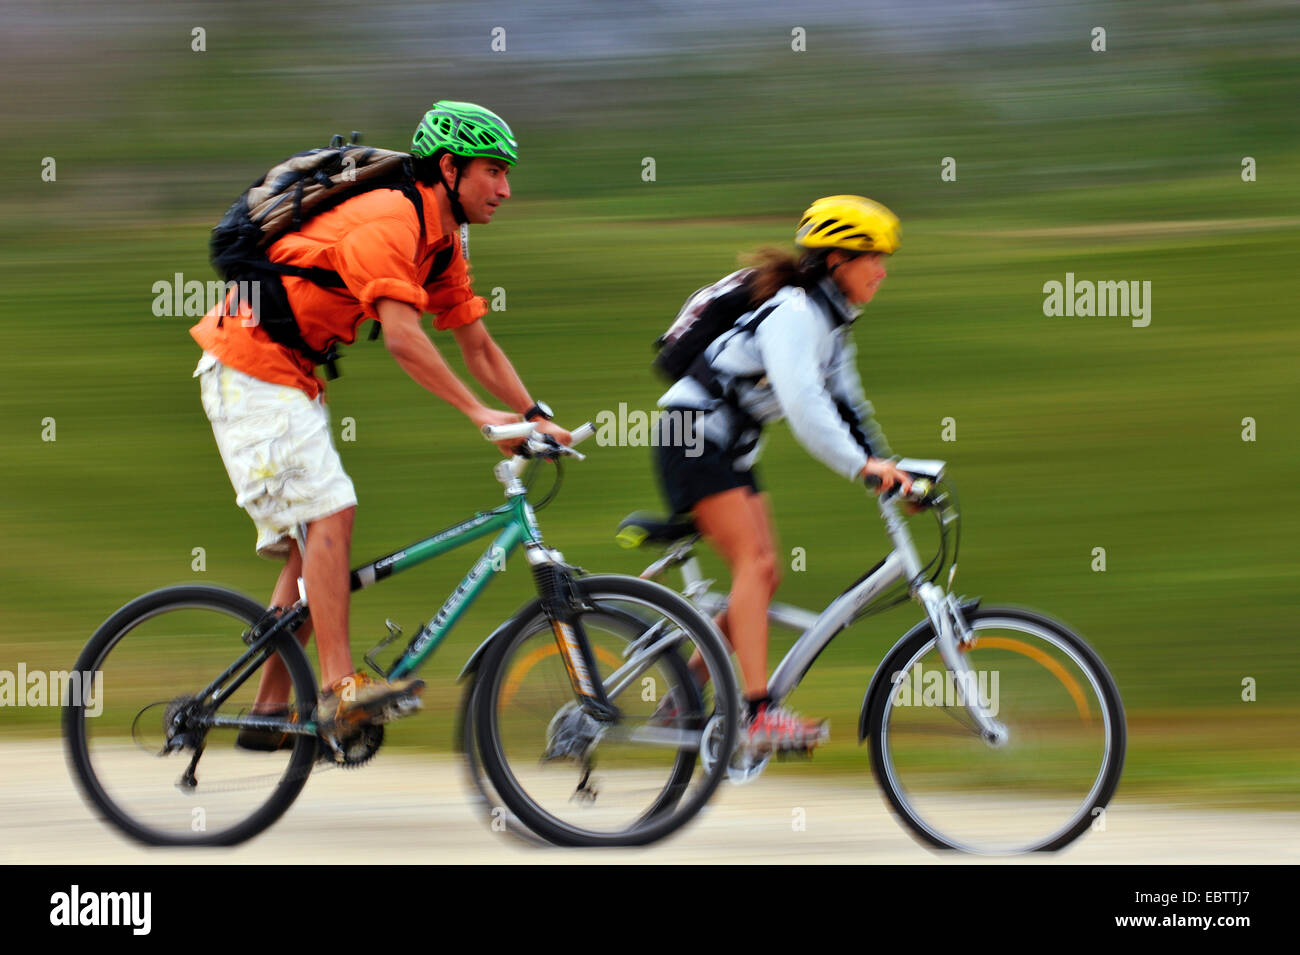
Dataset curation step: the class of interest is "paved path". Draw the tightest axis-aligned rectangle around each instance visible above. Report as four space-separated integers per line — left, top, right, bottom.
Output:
8 742 1296 864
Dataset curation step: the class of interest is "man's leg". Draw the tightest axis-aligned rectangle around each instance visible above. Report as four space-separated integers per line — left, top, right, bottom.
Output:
251 539 314 712
305 504 425 735
303 506 356 691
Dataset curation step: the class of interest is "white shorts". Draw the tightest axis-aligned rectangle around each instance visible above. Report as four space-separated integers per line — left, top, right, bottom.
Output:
194 352 357 559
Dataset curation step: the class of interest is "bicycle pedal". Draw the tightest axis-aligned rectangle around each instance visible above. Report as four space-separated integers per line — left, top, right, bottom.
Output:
161 733 197 755
374 693 423 724
776 747 815 761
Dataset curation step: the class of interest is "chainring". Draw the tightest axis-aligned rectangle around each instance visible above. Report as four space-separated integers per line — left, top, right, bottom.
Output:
318 722 384 768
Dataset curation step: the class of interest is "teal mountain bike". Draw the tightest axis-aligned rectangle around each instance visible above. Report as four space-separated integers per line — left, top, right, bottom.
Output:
64 422 739 848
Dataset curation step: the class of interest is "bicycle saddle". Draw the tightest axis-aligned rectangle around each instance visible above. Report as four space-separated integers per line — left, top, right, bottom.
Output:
615 511 698 548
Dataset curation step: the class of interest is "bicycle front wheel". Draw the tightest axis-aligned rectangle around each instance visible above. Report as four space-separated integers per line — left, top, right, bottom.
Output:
458 669 550 848
866 606 1125 854
474 575 739 847
64 585 319 846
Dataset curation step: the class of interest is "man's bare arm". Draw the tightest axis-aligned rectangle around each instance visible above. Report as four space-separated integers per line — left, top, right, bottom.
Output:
376 298 520 447
453 319 572 444
452 319 532 412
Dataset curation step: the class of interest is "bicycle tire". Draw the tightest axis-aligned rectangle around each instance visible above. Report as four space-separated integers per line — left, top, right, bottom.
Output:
459 602 678 846
64 585 319 846
865 606 1126 853
474 574 739 847
458 669 550 848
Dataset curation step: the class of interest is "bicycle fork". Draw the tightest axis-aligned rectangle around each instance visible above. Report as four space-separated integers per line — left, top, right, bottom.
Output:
527 545 620 723
915 581 1008 746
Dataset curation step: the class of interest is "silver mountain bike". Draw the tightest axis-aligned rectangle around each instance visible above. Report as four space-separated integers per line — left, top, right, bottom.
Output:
615 458 1126 854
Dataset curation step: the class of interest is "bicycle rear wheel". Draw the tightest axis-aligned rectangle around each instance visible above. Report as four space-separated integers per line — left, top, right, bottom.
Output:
64 585 318 846
474 575 739 847
865 606 1125 853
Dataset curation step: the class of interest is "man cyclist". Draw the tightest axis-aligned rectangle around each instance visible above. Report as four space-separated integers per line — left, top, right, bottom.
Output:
189 101 570 751
654 195 912 752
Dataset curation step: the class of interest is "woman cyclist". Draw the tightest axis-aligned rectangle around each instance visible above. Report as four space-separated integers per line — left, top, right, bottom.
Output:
654 195 912 751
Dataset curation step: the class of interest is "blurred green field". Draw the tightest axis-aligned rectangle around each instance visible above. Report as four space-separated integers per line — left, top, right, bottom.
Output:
1 1 1296 811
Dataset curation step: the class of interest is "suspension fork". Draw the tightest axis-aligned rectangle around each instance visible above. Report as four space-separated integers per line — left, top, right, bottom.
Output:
526 545 620 722
914 581 1006 745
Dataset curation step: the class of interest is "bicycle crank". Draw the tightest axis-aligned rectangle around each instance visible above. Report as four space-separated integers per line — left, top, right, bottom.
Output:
318 722 385 768
700 713 772 785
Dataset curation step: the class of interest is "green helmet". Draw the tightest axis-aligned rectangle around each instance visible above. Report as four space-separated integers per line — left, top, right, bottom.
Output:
411 101 518 165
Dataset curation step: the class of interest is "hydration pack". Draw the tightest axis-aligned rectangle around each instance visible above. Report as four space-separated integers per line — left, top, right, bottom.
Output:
209 132 433 379
653 268 792 388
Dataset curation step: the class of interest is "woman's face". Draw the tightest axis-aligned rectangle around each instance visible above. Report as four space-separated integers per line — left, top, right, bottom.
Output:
831 251 888 305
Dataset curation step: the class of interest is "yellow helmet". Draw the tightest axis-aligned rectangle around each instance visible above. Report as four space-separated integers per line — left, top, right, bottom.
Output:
795 195 901 254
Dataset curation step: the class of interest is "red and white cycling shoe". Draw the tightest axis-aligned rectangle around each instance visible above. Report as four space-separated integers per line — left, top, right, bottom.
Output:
745 703 829 753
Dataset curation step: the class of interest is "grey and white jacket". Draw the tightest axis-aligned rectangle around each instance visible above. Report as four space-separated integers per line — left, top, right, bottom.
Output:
657 275 892 479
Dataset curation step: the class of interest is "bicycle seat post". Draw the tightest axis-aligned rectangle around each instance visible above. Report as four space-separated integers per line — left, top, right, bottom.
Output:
678 548 713 601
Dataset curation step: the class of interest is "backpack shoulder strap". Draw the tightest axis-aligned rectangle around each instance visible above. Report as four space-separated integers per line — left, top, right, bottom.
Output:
397 175 427 247
367 214 458 343
684 298 782 400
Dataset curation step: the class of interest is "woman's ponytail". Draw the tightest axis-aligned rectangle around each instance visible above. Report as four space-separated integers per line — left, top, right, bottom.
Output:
743 246 831 305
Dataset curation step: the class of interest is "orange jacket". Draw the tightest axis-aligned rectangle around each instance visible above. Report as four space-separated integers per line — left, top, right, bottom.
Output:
190 180 486 399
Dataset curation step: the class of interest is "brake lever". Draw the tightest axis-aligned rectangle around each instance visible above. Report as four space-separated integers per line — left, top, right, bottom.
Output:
529 433 586 462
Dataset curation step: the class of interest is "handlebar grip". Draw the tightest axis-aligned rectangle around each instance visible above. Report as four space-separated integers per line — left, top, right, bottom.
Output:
865 472 933 504
490 421 597 489
482 421 536 442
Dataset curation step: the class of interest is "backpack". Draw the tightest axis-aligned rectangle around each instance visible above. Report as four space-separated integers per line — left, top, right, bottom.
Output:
210 132 447 379
652 268 789 386
654 272 839 461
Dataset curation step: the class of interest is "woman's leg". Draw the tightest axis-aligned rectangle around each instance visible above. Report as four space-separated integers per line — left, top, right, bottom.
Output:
692 486 779 700
711 492 781 648
691 487 825 748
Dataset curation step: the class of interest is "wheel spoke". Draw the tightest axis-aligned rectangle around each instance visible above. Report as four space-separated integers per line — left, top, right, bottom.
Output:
473 576 738 846
65 587 318 846
870 609 1124 854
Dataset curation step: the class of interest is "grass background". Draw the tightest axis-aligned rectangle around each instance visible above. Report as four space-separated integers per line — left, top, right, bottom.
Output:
0 0 1296 809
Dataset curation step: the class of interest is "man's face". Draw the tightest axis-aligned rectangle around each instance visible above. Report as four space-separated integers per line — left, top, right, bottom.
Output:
449 157 512 224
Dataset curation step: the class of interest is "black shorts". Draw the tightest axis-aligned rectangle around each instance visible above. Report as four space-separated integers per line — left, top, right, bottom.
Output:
654 410 760 516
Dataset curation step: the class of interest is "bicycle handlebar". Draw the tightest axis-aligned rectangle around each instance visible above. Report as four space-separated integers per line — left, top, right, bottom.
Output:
483 420 597 484
481 420 596 447
481 421 537 442
866 474 932 504
864 456 947 505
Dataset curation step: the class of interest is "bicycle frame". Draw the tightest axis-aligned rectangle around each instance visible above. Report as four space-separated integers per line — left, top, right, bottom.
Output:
644 478 1005 744
204 425 633 748
187 494 544 734
348 439 620 719
348 493 543 680
679 497 916 700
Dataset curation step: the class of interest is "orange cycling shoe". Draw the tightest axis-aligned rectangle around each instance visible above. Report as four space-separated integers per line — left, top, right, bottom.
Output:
314 671 426 732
